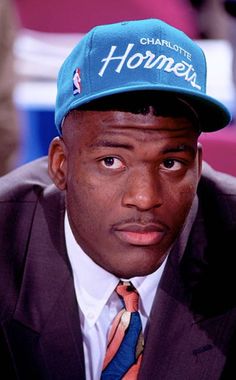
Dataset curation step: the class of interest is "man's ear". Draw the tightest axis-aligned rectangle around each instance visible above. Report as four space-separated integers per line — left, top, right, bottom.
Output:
48 137 67 190
197 141 203 179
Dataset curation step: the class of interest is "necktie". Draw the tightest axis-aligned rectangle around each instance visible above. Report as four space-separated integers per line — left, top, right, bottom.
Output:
101 281 144 380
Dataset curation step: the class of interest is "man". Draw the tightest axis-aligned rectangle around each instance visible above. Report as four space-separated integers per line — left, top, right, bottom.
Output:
0 18 236 380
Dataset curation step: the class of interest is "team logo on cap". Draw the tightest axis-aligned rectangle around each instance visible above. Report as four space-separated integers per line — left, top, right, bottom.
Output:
73 68 82 95
98 43 201 91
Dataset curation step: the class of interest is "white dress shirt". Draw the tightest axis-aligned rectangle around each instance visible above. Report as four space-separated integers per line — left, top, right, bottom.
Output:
64 212 167 380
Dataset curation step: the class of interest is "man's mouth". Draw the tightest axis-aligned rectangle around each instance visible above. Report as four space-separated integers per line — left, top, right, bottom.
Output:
113 223 167 246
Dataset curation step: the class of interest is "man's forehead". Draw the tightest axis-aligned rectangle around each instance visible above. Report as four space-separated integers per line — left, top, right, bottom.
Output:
63 111 199 144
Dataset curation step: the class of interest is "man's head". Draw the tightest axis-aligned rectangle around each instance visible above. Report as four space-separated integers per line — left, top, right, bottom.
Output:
49 18 231 278
49 92 202 278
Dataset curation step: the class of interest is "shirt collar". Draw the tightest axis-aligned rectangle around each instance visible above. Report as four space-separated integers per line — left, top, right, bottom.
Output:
128 258 167 318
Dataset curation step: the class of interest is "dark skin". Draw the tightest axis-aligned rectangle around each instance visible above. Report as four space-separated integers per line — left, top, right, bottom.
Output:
48 102 202 278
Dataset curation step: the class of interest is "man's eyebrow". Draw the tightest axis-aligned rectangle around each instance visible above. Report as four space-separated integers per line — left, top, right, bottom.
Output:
88 140 134 150
163 144 196 155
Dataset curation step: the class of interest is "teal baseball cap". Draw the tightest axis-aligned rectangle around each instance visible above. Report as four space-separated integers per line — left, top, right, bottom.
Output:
55 18 231 134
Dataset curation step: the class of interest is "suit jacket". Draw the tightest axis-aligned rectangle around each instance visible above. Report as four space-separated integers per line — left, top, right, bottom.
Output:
1 156 236 380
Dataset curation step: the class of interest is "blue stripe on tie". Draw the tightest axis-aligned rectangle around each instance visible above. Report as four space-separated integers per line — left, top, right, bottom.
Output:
101 312 142 380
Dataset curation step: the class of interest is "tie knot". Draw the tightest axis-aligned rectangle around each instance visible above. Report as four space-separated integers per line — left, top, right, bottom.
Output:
116 281 139 312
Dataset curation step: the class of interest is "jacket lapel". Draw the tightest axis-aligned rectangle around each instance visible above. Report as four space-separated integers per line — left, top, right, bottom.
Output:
6 185 86 379
139 254 228 380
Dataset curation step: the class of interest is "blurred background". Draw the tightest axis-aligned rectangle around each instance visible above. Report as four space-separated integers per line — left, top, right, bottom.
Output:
1 0 236 176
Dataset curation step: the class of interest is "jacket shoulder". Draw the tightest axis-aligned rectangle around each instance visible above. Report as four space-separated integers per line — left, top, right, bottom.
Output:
0 157 62 317
0 156 52 201
200 161 236 195
199 162 236 226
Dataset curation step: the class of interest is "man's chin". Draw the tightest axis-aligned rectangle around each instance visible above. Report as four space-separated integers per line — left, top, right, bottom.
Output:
108 254 167 278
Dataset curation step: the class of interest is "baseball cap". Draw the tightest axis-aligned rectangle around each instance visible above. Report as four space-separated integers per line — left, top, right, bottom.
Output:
55 18 231 134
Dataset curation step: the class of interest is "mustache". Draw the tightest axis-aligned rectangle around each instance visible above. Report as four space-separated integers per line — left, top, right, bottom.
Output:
111 216 169 230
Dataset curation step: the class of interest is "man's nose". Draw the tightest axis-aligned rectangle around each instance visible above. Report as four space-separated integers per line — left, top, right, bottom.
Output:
122 167 163 211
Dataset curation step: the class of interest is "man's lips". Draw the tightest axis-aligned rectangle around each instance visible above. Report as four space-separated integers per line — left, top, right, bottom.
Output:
113 223 167 246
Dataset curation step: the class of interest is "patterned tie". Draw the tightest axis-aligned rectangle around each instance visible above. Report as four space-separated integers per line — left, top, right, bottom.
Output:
101 281 144 380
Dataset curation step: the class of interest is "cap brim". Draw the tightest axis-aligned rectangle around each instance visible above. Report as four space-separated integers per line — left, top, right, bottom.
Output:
67 84 231 132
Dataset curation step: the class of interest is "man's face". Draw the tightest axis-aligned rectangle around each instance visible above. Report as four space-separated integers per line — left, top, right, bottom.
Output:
49 106 201 278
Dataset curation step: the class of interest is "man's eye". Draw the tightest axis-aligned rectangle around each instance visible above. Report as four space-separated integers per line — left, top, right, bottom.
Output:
161 159 182 171
101 157 124 169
